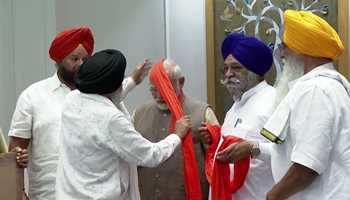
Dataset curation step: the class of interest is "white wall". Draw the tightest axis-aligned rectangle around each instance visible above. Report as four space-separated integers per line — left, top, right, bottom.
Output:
0 0 56 135
56 0 207 111
56 0 167 111
165 0 207 102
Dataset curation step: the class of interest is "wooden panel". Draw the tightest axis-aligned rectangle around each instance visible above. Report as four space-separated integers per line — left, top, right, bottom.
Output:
206 0 216 110
338 0 349 79
0 153 24 200
0 128 8 153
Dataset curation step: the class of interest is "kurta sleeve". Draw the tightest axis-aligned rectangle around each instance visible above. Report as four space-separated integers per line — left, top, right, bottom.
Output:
8 90 33 139
106 111 181 167
290 86 334 174
121 77 136 98
204 107 219 125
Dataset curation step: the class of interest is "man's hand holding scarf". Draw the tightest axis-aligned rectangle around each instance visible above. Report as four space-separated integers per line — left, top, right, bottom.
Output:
216 141 253 162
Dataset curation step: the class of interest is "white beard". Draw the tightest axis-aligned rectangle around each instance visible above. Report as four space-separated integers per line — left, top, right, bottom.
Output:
274 54 305 106
155 101 169 111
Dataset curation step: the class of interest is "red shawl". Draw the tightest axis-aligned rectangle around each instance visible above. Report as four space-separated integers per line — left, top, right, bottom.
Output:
205 124 250 200
149 59 202 200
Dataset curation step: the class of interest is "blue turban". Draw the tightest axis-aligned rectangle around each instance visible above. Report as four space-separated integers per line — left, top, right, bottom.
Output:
221 33 273 76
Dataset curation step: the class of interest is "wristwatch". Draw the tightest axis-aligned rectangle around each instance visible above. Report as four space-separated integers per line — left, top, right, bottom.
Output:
249 141 260 159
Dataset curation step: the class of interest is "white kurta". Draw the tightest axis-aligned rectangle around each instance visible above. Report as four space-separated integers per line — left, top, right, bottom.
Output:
55 91 181 200
8 73 135 200
219 81 276 200
265 63 350 199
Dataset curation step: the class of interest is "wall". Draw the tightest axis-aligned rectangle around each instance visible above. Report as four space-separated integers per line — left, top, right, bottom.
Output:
0 0 56 136
56 0 207 111
56 0 167 111
165 0 207 101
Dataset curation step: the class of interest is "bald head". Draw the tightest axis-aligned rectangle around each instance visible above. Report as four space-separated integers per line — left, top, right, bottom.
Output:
162 59 184 81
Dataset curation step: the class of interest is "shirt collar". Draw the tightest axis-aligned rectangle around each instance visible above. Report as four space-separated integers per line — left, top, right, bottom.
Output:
236 80 269 104
79 91 116 107
301 62 335 80
48 72 70 92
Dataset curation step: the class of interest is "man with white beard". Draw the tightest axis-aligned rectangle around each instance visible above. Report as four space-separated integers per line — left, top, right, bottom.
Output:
132 59 219 200
262 10 350 200
274 46 305 105
199 33 276 200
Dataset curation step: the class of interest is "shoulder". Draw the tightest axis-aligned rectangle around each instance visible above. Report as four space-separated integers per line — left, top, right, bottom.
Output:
27 76 55 92
255 82 276 100
133 101 157 114
184 96 209 109
245 83 277 115
15 77 53 106
20 76 55 97
291 76 340 101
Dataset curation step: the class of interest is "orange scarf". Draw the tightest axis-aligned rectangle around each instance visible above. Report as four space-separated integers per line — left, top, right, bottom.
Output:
205 124 250 200
149 60 202 200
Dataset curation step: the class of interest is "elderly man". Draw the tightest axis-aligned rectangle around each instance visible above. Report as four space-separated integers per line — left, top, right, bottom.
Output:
56 49 191 200
200 33 276 200
133 59 219 200
261 10 350 200
8 27 149 200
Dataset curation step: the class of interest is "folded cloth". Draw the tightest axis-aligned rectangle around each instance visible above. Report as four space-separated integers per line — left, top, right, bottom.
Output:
205 124 250 200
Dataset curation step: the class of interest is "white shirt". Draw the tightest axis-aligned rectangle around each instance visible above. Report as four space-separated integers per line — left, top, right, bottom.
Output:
265 63 350 200
8 73 135 200
219 81 276 200
55 90 181 200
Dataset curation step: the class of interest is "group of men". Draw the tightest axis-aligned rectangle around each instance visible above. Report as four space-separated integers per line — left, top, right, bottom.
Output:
6 9 350 200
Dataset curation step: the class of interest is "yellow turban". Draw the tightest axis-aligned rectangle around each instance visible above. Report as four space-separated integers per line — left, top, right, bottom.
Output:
283 10 344 60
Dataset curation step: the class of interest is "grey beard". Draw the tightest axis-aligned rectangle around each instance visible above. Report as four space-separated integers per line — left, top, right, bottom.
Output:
155 102 169 111
226 85 244 101
221 78 243 100
274 57 305 106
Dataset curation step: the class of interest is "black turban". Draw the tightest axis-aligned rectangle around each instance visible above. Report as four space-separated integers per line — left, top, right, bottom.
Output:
75 49 126 94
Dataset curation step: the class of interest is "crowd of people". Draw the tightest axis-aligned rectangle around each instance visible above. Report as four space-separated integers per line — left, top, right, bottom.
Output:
5 9 350 200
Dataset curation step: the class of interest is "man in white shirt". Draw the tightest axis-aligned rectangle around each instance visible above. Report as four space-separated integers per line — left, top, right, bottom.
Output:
200 33 276 199
55 49 191 200
262 10 350 200
8 27 150 200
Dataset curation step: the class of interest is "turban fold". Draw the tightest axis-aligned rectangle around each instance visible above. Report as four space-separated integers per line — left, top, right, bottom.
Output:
75 49 126 94
283 10 344 60
49 26 94 62
221 33 273 76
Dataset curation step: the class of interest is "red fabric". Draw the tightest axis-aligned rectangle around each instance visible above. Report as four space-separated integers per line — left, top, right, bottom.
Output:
49 26 94 62
149 59 202 200
205 124 250 200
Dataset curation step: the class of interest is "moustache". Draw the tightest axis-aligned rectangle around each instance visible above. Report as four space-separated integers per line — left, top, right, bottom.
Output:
220 78 241 86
